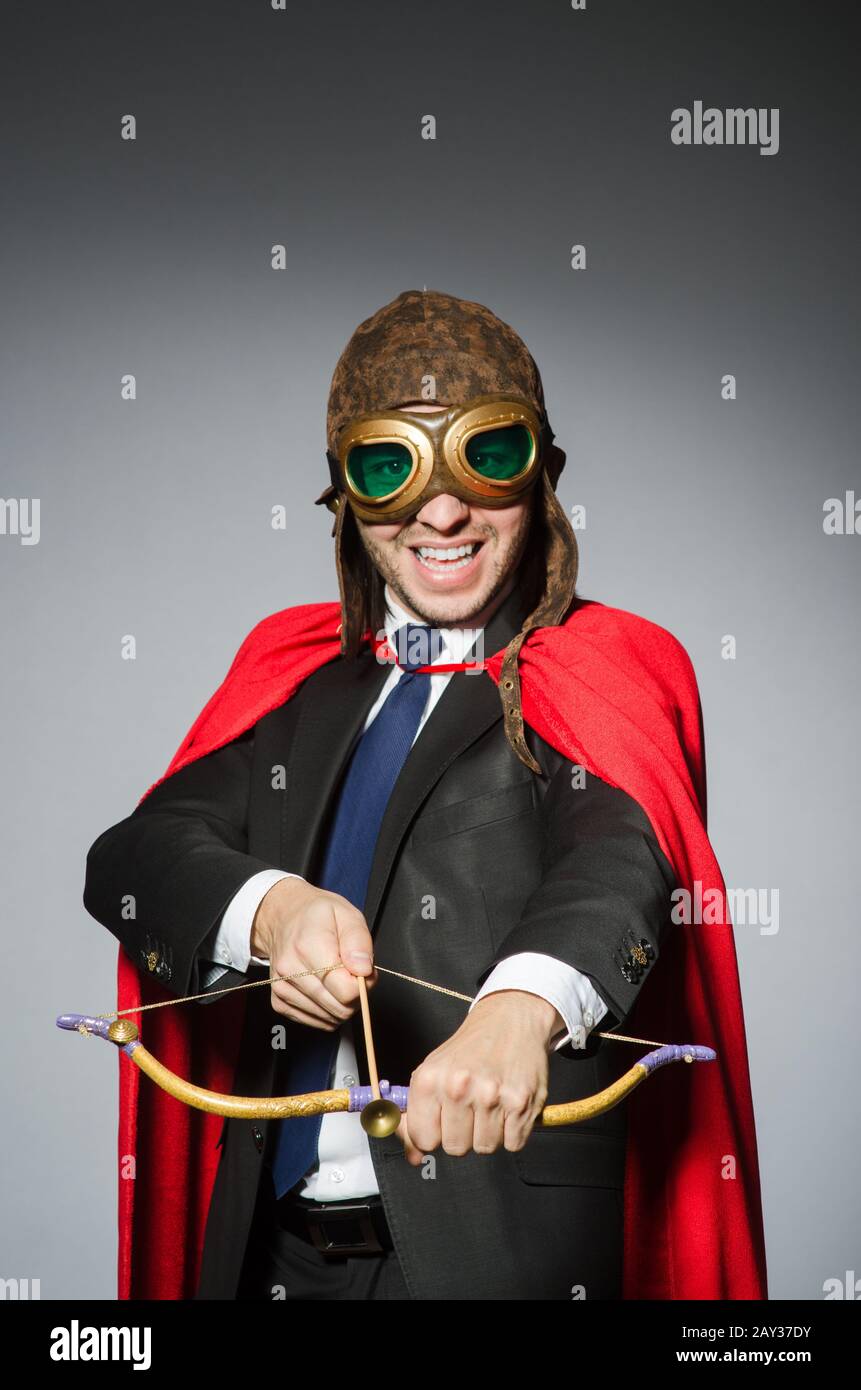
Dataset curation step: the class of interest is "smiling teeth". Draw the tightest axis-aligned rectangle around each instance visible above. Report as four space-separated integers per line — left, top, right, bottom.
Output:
416 543 477 569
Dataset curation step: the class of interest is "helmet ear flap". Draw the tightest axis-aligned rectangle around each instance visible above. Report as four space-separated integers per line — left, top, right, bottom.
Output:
333 501 359 657
498 471 579 773
332 500 384 659
537 468 579 624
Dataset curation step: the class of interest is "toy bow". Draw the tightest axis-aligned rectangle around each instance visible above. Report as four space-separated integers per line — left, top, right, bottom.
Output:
56 1006 715 1133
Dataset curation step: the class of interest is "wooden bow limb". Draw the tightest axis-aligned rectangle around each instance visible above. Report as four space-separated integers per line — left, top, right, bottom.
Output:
56 1013 716 1127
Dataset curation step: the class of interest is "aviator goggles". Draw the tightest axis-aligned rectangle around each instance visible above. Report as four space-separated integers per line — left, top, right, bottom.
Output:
324 394 548 522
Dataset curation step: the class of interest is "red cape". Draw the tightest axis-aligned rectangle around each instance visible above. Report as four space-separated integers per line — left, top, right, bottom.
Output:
116 600 768 1300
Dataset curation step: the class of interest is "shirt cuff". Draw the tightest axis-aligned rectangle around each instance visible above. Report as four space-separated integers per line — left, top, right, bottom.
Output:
470 952 608 1051
204 869 303 975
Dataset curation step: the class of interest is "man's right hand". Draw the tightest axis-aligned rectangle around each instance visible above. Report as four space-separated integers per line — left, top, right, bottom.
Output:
249 877 375 1030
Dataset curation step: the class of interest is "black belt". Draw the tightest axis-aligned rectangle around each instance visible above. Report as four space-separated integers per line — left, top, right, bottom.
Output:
276 1191 394 1257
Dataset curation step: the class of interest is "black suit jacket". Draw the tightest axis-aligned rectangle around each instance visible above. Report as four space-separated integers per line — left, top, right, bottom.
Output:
84 586 676 1299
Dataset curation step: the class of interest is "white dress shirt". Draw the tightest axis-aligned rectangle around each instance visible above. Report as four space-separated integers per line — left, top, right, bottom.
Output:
201 586 607 1199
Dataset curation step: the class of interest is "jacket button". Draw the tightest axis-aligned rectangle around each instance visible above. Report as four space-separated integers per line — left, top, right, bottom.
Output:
252 1126 264 1153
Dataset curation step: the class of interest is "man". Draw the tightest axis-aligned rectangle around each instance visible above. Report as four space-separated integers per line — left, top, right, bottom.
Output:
83 289 767 1301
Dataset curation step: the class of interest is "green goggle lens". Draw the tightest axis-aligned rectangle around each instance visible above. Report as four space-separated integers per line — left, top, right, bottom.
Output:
464 424 534 481
346 441 415 498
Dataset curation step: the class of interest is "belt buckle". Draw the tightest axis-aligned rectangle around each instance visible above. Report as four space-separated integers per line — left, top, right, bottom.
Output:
306 1200 384 1257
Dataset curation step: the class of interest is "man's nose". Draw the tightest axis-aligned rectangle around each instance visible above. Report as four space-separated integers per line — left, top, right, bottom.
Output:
414 492 470 529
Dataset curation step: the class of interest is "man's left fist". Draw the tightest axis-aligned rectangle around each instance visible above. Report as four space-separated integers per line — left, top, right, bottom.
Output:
397 990 564 1165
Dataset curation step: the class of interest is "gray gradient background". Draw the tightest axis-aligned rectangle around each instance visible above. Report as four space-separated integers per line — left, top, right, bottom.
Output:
1 0 858 1300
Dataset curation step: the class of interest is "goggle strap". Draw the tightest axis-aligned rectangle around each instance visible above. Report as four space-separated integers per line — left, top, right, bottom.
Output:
325 449 342 491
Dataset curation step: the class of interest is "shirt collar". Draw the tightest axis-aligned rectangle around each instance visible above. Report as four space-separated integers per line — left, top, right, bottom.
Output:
383 585 482 665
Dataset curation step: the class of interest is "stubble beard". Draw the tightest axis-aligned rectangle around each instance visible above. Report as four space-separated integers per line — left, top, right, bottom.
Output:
357 502 534 627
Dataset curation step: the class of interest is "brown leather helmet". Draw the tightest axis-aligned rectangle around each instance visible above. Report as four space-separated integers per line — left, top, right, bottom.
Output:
315 288 579 773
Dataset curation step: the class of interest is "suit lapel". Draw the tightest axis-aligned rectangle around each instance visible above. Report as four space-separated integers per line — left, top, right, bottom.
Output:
279 650 390 874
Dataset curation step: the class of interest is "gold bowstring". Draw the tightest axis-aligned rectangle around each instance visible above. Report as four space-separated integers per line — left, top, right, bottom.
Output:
95 960 666 1049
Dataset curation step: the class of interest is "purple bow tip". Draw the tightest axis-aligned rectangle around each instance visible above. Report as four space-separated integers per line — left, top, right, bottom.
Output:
639 1043 716 1074
56 1014 113 1041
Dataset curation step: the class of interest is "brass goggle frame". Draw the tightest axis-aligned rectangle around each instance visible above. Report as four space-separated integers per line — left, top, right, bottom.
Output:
322 394 547 522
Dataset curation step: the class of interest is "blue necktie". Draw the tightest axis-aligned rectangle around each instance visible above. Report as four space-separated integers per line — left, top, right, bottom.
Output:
270 622 442 1198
